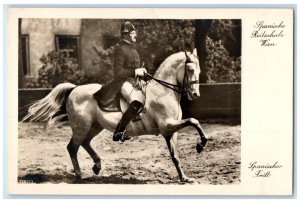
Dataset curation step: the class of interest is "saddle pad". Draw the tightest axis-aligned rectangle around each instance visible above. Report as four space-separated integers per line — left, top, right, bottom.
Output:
93 80 123 112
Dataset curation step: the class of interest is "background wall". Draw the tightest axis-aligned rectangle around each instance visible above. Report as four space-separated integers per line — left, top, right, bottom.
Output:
181 83 241 119
22 19 81 77
80 19 121 78
18 83 241 121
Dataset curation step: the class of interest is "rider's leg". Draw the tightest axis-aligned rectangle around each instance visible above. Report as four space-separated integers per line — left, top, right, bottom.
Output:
113 100 143 141
113 81 144 142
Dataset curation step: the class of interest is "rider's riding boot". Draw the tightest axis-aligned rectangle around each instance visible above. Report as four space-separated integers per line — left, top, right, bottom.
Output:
113 100 143 142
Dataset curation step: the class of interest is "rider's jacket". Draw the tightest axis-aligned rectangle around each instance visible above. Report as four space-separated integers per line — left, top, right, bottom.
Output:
114 39 140 84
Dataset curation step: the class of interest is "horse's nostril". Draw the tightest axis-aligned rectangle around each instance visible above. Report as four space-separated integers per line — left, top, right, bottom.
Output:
193 92 200 97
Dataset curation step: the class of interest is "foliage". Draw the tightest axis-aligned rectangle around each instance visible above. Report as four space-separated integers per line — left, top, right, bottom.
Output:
91 45 115 85
208 19 241 58
130 19 241 82
24 75 39 88
205 37 241 83
132 19 196 75
25 19 241 88
25 50 85 88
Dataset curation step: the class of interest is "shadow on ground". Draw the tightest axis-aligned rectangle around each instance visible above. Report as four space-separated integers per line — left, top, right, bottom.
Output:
18 173 147 184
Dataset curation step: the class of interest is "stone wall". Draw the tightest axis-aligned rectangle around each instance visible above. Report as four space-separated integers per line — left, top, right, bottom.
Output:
80 19 121 77
19 83 241 121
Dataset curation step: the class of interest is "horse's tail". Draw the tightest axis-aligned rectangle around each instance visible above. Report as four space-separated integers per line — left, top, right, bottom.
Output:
22 82 77 128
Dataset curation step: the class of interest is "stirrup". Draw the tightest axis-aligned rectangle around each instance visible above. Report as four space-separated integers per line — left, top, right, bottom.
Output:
112 132 123 141
113 131 132 142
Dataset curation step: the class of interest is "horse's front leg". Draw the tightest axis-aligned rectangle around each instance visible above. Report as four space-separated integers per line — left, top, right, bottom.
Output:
165 133 197 184
163 118 208 153
188 118 208 153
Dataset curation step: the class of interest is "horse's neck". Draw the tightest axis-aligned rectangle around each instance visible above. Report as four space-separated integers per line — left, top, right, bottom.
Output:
147 53 184 101
154 53 184 84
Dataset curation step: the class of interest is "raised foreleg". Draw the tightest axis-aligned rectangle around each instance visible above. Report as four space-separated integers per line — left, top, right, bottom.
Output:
162 118 207 153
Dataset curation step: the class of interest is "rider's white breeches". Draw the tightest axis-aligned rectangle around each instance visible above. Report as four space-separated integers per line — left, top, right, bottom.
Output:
121 81 145 104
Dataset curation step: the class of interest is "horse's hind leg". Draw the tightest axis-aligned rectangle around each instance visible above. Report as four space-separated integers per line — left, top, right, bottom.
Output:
67 119 93 178
67 136 84 178
81 123 103 175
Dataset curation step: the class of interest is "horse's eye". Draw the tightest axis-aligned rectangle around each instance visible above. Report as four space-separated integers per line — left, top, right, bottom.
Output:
186 59 192 64
187 65 195 73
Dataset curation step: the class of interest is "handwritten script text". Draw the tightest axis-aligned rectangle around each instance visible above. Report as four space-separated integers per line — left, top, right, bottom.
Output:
251 21 286 47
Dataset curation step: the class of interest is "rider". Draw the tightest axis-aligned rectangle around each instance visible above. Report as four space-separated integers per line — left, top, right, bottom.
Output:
112 21 147 142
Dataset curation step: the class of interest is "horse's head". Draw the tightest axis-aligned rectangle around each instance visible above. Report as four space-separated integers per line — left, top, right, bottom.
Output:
178 49 201 100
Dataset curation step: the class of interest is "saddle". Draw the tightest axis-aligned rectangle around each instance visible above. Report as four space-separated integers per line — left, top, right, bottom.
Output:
93 80 145 114
94 80 123 112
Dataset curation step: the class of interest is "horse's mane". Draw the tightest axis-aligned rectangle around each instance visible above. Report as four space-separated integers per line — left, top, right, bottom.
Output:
154 52 186 81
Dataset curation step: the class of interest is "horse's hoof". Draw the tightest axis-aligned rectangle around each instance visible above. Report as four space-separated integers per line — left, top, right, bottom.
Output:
113 132 126 142
202 138 208 147
113 134 121 142
196 143 204 153
121 135 132 142
74 172 82 180
92 164 101 175
181 177 198 184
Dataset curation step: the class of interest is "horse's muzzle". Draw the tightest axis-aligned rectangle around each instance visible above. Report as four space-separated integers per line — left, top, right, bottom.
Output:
187 91 200 100
193 92 200 98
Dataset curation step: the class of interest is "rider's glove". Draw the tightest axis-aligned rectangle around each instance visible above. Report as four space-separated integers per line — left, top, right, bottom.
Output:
135 68 147 78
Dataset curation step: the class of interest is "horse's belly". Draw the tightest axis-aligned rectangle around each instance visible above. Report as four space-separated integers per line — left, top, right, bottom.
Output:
127 113 159 136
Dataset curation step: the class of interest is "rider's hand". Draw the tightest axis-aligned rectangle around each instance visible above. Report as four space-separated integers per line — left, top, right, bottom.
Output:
135 68 147 78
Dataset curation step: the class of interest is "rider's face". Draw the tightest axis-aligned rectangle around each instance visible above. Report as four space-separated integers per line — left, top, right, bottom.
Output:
126 30 137 43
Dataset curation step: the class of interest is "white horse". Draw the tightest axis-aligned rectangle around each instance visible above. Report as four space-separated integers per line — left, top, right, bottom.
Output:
23 49 208 183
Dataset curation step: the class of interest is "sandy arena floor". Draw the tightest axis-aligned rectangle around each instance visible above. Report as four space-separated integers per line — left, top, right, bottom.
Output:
18 121 241 185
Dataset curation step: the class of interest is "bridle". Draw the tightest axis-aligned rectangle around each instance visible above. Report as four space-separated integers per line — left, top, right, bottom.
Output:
143 58 200 96
182 59 201 95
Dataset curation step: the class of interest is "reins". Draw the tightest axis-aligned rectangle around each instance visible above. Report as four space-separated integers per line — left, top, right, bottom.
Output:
143 65 200 95
143 72 187 94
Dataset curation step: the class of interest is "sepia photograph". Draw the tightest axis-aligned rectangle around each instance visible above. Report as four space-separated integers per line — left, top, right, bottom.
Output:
17 18 241 185
7 8 293 195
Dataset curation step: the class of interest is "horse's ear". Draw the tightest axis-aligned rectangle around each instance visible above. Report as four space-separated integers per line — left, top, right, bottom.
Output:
193 48 197 56
184 50 192 63
185 50 189 58
185 50 192 62
185 50 192 57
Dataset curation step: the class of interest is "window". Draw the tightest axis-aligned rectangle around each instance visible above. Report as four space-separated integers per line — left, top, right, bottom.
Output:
55 35 80 67
21 34 30 75
103 34 119 49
